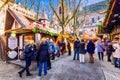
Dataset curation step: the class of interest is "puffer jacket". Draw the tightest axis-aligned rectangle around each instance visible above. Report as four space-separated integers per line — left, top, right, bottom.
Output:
79 42 86 54
113 43 120 58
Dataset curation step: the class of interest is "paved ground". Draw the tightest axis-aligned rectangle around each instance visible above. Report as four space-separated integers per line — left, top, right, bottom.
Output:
99 56 120 80
0 52 120 80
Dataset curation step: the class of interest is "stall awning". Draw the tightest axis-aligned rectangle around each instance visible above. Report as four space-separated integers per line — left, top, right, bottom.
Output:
103 0 120 33
5 28 33 34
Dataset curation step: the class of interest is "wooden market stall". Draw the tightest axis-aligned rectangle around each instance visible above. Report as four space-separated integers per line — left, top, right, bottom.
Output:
4 7 60 60
102 0 120 39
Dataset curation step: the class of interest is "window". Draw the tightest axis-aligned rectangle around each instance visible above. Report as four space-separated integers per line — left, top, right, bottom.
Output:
59 7 62 14
98 16 100 20
92 18 94 23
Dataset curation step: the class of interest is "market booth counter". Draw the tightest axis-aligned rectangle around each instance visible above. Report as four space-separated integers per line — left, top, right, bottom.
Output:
5 28 34 60
5 28 60 60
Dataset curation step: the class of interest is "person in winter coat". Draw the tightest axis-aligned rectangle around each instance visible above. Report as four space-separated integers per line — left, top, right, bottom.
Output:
67 40 71 56
87 39 95 63
37 38 50 77
44 38 52 70
97 39 104 61
79 39 86 63
106 41 115 62
73 38 80 60
48 39 55 60
18 40 35 77
112 39 120 68
60 41 66 55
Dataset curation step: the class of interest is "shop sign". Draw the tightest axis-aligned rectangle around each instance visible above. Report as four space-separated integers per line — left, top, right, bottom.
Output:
8 36 18 50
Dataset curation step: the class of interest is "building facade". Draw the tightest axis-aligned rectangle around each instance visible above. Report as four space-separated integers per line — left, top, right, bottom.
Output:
52 0 108 36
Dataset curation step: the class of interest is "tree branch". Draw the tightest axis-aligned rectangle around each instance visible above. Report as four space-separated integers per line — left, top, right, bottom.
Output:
29 0 36 10
62 0 65 25
48 0 62 24
0 0 10 11
64 0 82 27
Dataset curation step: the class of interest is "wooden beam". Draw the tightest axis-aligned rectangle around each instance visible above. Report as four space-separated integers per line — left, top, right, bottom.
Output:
105 0 116 27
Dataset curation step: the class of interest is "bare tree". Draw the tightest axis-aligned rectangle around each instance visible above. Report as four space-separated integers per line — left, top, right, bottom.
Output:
48 0 82 33
0 0 10 11
29 0 36 10
20 0 35 10
34 0 42 19
69 0 88 37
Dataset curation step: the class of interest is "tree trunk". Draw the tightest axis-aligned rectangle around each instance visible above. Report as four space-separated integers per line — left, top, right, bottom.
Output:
61 25 65 34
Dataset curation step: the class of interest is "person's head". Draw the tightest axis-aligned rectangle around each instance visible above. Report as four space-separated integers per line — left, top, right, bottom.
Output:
27 40 31 45
30 40 34 45
40 38 46 44
81 39 84 42
114 37 119 41
50 39 53 42
98 38 102 42
76 38 79 41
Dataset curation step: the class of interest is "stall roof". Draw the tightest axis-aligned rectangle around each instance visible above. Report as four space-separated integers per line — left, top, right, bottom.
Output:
103 0 120 33
5 8 34 34
5 28 32 34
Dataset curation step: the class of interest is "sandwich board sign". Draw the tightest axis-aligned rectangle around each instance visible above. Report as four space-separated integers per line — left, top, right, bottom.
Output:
8 36 18 50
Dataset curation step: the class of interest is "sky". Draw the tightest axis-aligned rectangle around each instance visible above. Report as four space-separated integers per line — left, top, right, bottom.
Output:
87 0 105 5
15 0 105 20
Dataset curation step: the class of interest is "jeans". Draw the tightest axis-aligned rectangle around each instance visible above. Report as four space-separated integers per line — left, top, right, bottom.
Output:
73 48 79 60
114 57 118 67
47 58 51 68
118 59 120 68
107 53 112 62
19 57 31 74
68 48 71 56
52 52 55 60
98 52 104 61
38 61 47 76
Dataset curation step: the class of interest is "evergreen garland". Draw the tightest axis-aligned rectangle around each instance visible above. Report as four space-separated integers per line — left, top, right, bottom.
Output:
32 27 61 36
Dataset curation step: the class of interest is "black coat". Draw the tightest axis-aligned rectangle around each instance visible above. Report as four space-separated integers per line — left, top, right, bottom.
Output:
106 43 114 54
79 42 86 54
74 40 80 49
67 41 71 49
87 41 95 54
37 42 50 62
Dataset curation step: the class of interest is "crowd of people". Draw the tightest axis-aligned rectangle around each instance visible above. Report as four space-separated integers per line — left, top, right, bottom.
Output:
96 37 120 68
18 37 120 78
18 38 71 78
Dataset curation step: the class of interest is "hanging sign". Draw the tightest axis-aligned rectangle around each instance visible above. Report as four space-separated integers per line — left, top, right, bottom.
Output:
8 36 18 50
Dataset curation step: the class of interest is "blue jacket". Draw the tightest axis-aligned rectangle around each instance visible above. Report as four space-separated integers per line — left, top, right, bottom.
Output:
48 42 55 53
87 41 95 54
24 45 34 58
97 41 104 52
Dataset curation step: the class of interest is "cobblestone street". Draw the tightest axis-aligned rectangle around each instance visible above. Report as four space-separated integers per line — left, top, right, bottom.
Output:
2 52 120 80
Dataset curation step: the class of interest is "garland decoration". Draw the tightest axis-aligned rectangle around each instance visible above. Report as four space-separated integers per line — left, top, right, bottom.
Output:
32 27 61 36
